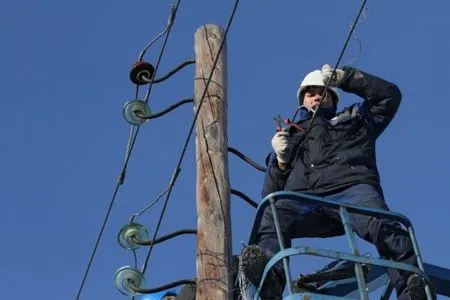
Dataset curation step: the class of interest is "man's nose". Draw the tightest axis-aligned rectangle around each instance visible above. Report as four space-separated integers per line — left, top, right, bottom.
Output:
313 95 322 101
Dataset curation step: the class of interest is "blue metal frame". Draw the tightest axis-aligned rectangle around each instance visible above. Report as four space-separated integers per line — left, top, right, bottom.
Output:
316 263 450 298
249 191 435 300
339 207 368 300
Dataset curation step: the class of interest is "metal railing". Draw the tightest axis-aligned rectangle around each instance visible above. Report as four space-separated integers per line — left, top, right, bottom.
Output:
248 191 434 300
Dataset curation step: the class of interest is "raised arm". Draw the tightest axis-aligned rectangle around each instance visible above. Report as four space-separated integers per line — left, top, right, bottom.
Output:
339 66 402 137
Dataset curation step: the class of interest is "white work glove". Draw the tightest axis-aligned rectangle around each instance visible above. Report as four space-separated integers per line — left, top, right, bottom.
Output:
321 64 345 87
271 131 303 164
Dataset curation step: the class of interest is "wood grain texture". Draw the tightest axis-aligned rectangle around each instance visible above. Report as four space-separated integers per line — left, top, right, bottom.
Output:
194 24 232 300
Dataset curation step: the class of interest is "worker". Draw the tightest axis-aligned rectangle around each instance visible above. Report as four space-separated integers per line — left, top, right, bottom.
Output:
238 65 435 299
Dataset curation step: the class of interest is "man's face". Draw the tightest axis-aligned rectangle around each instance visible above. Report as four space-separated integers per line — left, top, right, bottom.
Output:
302 86 334 110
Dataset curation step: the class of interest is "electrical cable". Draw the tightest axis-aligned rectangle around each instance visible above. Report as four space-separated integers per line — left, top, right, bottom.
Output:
136 98 194 120
305 0 368 133
128 185 171 224
75 3 183 299
228 147 266 172
132 249 138 269
132 229 197 246
141 59 195 84
143 3 181 104
231 189 258 208
342 7 368 67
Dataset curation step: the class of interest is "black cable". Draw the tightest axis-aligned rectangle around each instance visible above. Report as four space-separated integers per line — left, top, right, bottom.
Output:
129 279 196 294
138 13 173 61
231 189 258 208
306 0 368 133
75 3 183 299
143 3 181 104
132 229 197 246
135 85 140 102
133 4 177 101
137 0 240 287
142 59 195 84
75 126 141 300
132 249 138 269
342 8 368 67
228 147 266 172
137 98 194 120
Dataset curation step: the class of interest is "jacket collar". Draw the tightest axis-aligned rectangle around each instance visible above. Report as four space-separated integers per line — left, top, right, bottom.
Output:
296 105 337 122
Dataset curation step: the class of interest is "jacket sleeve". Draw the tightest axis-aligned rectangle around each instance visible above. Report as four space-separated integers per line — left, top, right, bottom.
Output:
261 152 291 198
340 67 402 137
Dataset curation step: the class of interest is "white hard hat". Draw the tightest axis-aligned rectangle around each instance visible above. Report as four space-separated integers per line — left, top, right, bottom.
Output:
296 70 339 106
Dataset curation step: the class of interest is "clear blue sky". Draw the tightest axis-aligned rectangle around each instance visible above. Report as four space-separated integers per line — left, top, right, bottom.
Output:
1 1 449 299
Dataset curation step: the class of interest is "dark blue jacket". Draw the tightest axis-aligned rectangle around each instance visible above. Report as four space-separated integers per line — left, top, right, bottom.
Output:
262 67 402 197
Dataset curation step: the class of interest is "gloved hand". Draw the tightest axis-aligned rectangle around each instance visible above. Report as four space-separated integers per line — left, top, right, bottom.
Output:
271 131 289 163
321 64 345 87
271 130 303 164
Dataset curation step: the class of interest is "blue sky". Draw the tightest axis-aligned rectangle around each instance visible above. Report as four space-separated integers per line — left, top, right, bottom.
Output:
1 1 449 299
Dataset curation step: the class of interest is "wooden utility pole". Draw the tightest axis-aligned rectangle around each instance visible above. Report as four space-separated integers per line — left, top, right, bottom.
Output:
194 24 232 300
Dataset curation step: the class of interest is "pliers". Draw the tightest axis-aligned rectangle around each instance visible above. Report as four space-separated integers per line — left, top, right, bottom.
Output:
273 114 305 133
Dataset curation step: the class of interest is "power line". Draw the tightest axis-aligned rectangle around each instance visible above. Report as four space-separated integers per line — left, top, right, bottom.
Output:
231 189 258 208
75 2 183 299
228 146 266 172
342 7 368 67
143 4 180 104
305 0 368 132
142 59 195 84
138 98 194 120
